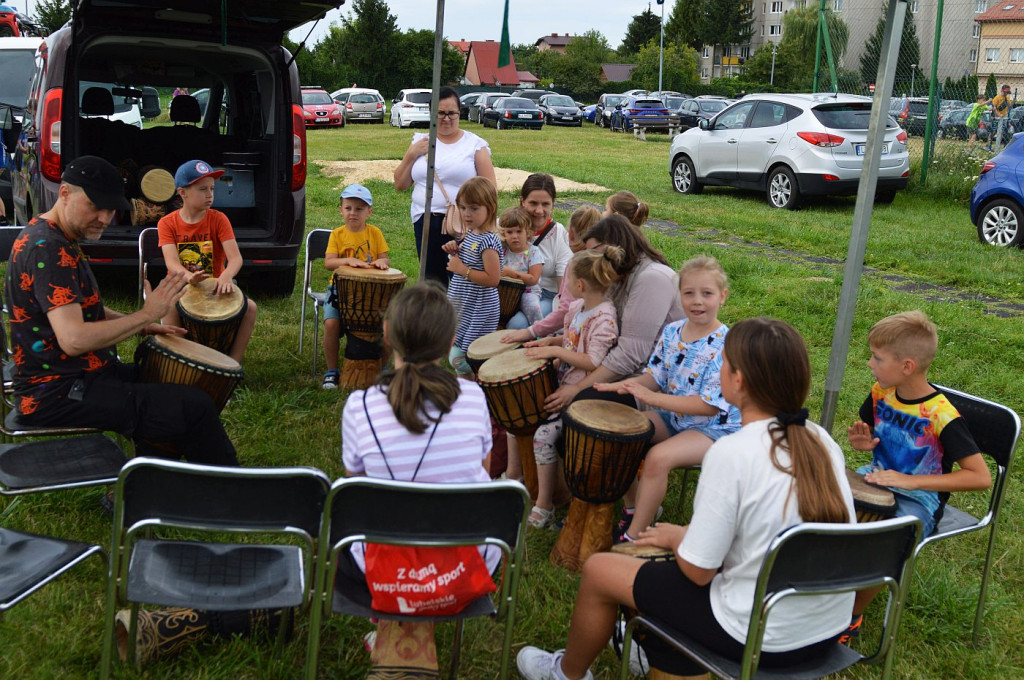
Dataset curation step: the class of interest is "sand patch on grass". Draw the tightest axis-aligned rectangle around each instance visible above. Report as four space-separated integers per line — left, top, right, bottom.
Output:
316 159 609 194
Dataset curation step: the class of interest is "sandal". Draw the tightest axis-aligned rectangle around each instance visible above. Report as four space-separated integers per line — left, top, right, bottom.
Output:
527 505 555 529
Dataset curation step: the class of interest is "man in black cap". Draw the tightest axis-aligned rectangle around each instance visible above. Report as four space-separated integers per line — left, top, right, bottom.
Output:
989 84 1012 152
4 155 237 465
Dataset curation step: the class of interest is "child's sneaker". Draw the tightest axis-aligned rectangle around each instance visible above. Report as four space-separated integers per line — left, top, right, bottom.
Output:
516 647 594 680
527 505 555 529
613 505 663 543
322 370 340 390
838 614 863 645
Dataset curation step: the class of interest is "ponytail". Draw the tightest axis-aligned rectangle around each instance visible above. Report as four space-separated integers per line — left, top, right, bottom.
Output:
607 190 649 227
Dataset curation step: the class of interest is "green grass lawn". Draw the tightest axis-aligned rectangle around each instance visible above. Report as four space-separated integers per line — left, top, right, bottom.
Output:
1 121 1022 679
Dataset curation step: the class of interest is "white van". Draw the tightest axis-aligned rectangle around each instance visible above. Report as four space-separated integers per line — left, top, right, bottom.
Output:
0 37 43 216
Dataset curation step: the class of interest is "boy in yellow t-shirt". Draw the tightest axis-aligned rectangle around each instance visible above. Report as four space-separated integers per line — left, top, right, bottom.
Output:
322 184 390 389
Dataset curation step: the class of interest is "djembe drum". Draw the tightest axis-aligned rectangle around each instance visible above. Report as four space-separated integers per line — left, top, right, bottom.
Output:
367 621 438 680
332 266 407 390
176 278 247 355
496 276 525 329
134 334 244 412
130 166 177 226
466 330 521 375
476 349 557 500
845 468 897 522
551 400 654 572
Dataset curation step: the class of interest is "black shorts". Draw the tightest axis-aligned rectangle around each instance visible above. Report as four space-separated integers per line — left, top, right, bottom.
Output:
631 560 837 675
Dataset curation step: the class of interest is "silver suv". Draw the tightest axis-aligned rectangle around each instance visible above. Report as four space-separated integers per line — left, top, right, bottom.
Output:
668 93 910 209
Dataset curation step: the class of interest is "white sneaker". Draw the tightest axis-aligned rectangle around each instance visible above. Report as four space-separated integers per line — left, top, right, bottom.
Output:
516 647 594 680
609 621 649 676
363 630 376 652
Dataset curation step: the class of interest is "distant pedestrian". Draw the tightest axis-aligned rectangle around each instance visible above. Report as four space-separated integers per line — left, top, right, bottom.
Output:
967 95 988 150
990 84 1012 152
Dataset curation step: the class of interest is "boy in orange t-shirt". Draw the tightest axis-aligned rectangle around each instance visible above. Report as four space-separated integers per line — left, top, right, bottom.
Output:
158 159 258 363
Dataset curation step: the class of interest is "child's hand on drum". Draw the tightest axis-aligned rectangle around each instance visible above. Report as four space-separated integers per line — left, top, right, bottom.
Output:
186 271 209 285
523 336 560 349
635 522 686 551
338 257 370 269
371 259 390 270
544 383 581 412
847 422 880 451
864 468 915 490
214 274 235 295
524 346 559 360
501 328 533 344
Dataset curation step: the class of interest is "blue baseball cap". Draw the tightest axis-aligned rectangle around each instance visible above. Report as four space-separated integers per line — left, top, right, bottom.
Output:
340 183 372 206
174 159 225 188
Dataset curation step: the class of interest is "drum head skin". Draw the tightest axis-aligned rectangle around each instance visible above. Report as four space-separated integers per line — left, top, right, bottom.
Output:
333 266 408 283
610 542 675 560
566 400 651 436
150 334 241 370
477 349 548 384
467 330 521 361
178 278 245 321
845 468 897 509
139 167 176 203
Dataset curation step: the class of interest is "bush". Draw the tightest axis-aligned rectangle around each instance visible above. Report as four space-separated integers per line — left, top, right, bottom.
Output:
907 146 986 204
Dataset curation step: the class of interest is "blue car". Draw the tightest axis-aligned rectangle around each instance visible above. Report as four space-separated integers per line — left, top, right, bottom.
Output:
582 104 597 123
609 96 672 132
970 133 1024 247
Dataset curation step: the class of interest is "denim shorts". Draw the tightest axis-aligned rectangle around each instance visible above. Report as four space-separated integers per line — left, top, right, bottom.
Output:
655 410 731 442
894 494 936 538
323 284 341 321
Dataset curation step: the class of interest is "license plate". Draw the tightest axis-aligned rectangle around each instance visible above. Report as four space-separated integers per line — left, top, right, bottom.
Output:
315 117 328 123
855 143 889 155
358 113 371 118
562 116 573 120
518 114 532 119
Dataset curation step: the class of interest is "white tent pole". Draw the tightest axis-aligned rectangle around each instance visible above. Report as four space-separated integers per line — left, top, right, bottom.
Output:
418 0 447 281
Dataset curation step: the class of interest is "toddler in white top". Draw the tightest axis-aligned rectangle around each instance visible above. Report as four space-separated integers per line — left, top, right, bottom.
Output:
499 206 544 325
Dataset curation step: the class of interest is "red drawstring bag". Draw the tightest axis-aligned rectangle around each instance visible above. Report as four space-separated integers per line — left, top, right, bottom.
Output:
363 544 497 615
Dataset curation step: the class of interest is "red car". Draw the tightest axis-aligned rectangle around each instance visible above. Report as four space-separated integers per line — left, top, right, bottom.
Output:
0 5 44 37
301 87 344 128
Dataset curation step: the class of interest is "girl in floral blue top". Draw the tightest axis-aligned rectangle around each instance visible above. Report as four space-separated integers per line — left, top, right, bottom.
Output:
597 256 741 542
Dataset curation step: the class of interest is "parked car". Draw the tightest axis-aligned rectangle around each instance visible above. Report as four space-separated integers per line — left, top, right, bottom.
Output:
330 87 385 123
620 89 649 97
389 88 431 128
537 94 582 126
676 97 732 130
481 97 544 130
663 96 687 116
648 90 688 103
668 93 910 210
469 93 503 123
510 88 556 102
594 93 629 129
0 4 43 37
582 103 597 123
936 107 990 141
10 0 334 295
0 36 42 217
609 97 673 133
1007 106 1024 137
300 87 344 127
459 91 487 120
892 96 935 135
970 134 1024 246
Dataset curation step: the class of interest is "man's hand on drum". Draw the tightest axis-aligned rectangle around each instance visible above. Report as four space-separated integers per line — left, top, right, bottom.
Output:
214 274 235 296
144 271 189 325
847 422 880 451
500 328 534 344
635 522 686 552
544 383 581 412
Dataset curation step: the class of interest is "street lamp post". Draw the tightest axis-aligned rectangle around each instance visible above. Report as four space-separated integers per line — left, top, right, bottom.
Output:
770 41 778 85
657 0 665 93
910 63 916 96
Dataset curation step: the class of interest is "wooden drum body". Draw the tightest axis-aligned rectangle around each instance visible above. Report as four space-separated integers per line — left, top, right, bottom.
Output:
332 266 407 391
134 334 244 413
466 330 520 375
497 276 525 329
846 468 897 522
552 400 654 572
176 278 246 355
477 350 557 500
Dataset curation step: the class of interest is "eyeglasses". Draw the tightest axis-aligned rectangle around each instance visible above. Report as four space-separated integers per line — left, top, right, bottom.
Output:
437 111 460 120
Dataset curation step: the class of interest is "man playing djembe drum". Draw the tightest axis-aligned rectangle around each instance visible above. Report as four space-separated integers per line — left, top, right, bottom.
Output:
4 155 237 467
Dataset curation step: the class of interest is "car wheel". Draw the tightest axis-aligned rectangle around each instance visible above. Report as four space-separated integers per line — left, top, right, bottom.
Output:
875 190 897 204
671 156 703 195
767 166 801 210
978 199 1024 247
597 113 604 129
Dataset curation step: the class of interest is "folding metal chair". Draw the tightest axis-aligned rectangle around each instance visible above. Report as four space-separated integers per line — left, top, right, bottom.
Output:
305 477 530 680
619 516 922 680
99 458 331 678
913 385 1020 645
137 227 162 305
297 228 333 376
0 526 104 619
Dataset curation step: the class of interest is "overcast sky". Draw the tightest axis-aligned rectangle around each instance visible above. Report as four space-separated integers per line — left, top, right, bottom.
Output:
288 0 668 52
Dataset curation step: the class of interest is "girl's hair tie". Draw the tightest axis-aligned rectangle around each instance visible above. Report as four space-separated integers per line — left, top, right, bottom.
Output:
776 408 809 427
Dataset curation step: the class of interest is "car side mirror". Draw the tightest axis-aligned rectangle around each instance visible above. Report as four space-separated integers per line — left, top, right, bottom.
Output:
699 118 709 130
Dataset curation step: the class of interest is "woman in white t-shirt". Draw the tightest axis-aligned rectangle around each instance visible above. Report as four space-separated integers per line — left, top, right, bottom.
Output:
517 318 856 680
394 86 496 284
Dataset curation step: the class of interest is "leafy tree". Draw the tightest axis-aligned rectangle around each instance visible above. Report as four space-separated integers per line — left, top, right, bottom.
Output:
511 42 537 68
32 0 71 34
620 7 662 55
985 73 998 99
520 48 563 84
340 0 403 94
943 73 979 102
564 30 613 65
394 29 464 94
665 0 702 50
629 41 699 93
699 0 753 47
547 30 612 100
858 5 921 90
743 7 848 91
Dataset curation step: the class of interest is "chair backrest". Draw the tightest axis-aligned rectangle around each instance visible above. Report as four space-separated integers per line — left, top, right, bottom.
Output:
169 94 201 124
82 87 114 116
325 477 528 551
116 457 330 539
937 384 1020 470
137 228 160 304
303 228 333 292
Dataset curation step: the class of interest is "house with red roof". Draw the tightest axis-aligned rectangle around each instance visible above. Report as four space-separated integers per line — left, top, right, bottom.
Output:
976 3 1024 93
464 40 521 87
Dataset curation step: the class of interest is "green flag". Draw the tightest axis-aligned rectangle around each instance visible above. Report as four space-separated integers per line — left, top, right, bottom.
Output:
498 0 511 68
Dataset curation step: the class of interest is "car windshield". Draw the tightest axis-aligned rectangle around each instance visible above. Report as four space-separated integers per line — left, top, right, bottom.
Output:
502 98 535 109
606 95 628 107
699 100 728 113
351 94 376 103
407 92 432 104
0 48 35 108
546 95 574 107
302 91 333 105
812 103 898 130
907 101 930 113
665 97 684 108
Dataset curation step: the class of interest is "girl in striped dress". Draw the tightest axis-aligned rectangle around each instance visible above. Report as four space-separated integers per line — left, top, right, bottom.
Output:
443 176 503 376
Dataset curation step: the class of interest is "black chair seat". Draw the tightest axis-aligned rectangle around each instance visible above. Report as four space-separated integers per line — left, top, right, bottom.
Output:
632 615 862 680
0 527 103 611
126 539 306 611
0 434 126 491
4 409 102 435
934 505 979 535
